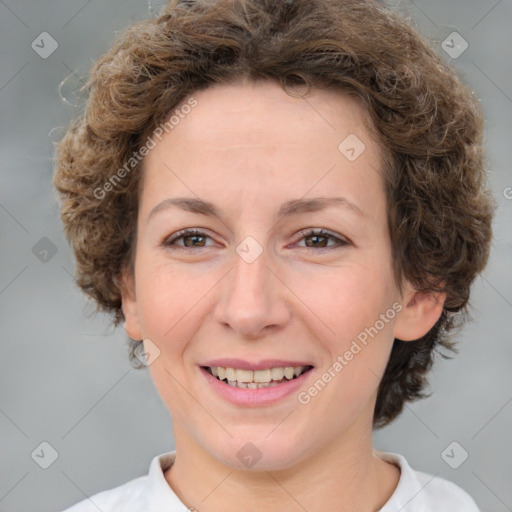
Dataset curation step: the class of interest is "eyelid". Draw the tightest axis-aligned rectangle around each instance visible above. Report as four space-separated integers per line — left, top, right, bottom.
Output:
292 228 351 248
163 227 351 251
163 228 217 248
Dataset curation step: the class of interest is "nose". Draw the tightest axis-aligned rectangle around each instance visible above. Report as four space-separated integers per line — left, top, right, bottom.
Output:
213 243 291 340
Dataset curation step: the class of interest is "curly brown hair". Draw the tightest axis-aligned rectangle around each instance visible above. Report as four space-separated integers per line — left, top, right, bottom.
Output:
53 0 495 428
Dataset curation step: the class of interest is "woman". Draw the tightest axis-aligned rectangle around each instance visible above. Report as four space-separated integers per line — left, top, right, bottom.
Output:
54 0 495 510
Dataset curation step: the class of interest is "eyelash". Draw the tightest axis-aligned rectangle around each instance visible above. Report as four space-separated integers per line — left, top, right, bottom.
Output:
162 228 350 252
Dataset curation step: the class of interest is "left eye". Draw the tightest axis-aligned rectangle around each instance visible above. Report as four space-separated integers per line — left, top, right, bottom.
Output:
295 229 349 250
163 228 349 250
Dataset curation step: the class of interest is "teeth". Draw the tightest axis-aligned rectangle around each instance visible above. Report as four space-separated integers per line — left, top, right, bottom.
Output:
208 365 309 386
254 369 272 383
284 367 295 379
271 367 284 380
294 366 304 377
235 369 254 383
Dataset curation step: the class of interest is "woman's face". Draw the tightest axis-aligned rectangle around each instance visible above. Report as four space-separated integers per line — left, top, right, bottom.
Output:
121 79 415 470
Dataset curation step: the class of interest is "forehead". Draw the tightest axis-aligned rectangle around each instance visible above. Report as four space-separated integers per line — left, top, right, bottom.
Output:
140 79 386 222
168 79 374 146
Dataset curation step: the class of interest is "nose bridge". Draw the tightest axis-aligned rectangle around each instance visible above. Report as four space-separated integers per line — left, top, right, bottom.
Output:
214 234 289 337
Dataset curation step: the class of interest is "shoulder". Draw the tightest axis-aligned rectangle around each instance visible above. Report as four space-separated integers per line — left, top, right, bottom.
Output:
376 451 480 512
61 475 148 512
61 451 180 512
414 468 480 511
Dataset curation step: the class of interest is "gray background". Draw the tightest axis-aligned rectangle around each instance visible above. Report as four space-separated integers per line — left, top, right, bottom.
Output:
1 0 511 511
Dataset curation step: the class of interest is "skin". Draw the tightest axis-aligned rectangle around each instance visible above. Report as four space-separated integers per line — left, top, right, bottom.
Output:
120 78 445 512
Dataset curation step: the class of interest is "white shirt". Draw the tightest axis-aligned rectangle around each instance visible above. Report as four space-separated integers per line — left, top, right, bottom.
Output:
62 450 480 511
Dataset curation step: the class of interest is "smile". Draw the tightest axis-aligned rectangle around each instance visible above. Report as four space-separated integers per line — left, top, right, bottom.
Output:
203 365 314 389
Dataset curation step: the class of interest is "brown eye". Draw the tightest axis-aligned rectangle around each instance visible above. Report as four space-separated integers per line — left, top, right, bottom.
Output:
296 229 350 250
163 229 213 249
162 228 350 252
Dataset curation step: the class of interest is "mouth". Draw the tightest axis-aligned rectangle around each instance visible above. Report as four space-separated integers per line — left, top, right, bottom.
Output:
201 365 314 389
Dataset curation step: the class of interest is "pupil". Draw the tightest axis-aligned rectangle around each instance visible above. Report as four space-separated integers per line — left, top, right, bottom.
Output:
185 235 204 247
306 235 327 248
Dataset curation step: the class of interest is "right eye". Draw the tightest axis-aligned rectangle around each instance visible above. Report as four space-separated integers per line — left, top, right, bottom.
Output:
162 228 216 250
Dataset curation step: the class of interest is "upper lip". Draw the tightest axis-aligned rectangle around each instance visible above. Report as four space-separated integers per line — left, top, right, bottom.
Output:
201 358 314 371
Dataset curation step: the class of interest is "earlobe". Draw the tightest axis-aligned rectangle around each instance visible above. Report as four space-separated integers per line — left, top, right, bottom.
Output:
117 269 143 341
393 284 446 342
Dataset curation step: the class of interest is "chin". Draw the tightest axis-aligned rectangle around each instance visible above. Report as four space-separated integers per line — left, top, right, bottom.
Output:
206 434 307 472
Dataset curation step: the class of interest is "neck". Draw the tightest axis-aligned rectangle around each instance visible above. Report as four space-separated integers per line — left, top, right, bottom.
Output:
164 411 400 512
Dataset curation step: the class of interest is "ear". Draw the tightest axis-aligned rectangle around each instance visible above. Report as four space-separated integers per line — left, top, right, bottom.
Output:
117 267 143 341
393 281 446 341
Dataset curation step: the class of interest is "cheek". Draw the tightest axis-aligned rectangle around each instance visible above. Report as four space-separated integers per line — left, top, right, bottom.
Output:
304 320 396 429
135 258 209 341
333 267 397 376
135 262 208 417
293 261 397 402
288 257 397 340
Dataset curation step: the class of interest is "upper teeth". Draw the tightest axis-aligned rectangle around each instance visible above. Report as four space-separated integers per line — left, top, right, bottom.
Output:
211 366 306 383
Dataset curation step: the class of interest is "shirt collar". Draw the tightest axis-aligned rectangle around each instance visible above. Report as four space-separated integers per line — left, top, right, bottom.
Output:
374 451 428 512
146 451 191 510
146 450 428 511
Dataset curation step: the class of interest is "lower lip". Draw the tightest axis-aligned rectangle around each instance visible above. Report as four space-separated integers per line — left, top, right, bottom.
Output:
200 366 314 407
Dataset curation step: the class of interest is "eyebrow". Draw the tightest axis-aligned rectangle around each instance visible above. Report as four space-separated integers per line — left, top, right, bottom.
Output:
147 196 366 224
